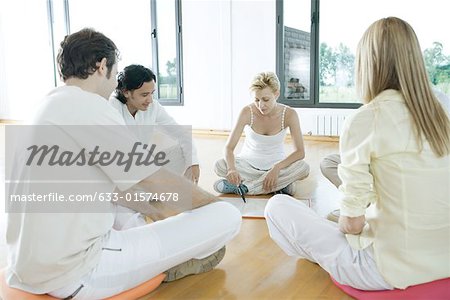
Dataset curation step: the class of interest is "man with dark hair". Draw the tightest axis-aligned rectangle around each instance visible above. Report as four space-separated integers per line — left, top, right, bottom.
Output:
110 64 200 185
57 27 120 81
5 28 241 299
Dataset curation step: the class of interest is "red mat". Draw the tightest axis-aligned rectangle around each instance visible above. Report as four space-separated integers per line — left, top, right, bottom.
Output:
331 277 450 300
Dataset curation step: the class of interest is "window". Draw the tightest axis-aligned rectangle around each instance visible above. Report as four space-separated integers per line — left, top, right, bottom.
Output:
276 0 313 106
151 0 184 105
68 0 153 73
277 0 450 108
53 0 184 105
48 0 70 87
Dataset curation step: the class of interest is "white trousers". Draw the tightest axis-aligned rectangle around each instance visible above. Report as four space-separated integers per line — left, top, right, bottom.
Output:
320 153 342 188
49 202 241 299
265 195 393 291
214 158 310 195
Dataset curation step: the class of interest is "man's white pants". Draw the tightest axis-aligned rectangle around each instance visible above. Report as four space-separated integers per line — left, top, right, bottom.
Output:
265 195 393 291
49 202 241 299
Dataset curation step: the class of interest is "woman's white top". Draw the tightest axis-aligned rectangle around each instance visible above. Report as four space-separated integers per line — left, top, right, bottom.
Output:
237 105 287 170
338 89 450 288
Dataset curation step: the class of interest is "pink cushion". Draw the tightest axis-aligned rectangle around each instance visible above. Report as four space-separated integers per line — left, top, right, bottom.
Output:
331 276 450 300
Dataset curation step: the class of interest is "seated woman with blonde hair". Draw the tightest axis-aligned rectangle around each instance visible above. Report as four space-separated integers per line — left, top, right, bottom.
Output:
265 17 450 290
213 72 310 196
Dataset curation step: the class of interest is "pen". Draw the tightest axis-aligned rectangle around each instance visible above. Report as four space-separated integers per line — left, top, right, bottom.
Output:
237 184 246 203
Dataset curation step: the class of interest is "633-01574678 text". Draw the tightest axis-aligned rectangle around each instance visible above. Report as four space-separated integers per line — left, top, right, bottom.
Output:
96 192 179 202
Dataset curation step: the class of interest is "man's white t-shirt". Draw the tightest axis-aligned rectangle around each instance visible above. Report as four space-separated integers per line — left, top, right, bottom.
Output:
109 96 199 167
6 86 157 293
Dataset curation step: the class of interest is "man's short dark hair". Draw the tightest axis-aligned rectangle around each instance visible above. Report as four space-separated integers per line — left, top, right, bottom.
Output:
57 28 119 81
115 65 157 104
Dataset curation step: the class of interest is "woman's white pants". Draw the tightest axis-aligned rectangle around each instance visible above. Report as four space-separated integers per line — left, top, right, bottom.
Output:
265 195 393 291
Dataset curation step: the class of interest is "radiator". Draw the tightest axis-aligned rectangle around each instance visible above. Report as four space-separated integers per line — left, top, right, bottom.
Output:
313 114 346 136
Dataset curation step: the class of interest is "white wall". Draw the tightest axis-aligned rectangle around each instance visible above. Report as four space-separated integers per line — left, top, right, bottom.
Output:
0 0 55 120
165 0 353 135
0 0 354 134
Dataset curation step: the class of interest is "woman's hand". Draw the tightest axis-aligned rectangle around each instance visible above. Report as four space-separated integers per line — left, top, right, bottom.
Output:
226 169 241 186
263 166 281 192
184 165 200 185
338 215 366 234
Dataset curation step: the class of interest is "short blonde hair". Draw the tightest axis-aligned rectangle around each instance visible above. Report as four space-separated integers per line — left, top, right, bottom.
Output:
249 72 280 93
355 17 450 157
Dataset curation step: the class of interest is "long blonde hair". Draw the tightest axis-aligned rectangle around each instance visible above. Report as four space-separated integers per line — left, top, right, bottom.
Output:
355 17 450 157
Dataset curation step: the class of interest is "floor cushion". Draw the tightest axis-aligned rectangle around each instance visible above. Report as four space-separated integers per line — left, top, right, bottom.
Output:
331 276 450 300
0 269 165 300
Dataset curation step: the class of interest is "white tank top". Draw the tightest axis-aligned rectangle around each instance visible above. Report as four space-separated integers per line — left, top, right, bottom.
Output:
237 105 287 170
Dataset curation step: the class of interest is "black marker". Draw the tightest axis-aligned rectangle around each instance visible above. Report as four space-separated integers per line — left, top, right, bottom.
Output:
237 184 246 203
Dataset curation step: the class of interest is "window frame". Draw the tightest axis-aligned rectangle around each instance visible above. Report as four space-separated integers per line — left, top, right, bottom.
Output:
47 0 70 87
276 0 361 109
47 0 184 106
47 0 58 87
151 0 184 106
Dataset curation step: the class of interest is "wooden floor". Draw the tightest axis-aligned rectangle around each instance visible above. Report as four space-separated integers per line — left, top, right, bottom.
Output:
0 129 352 299
140 136 351 300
